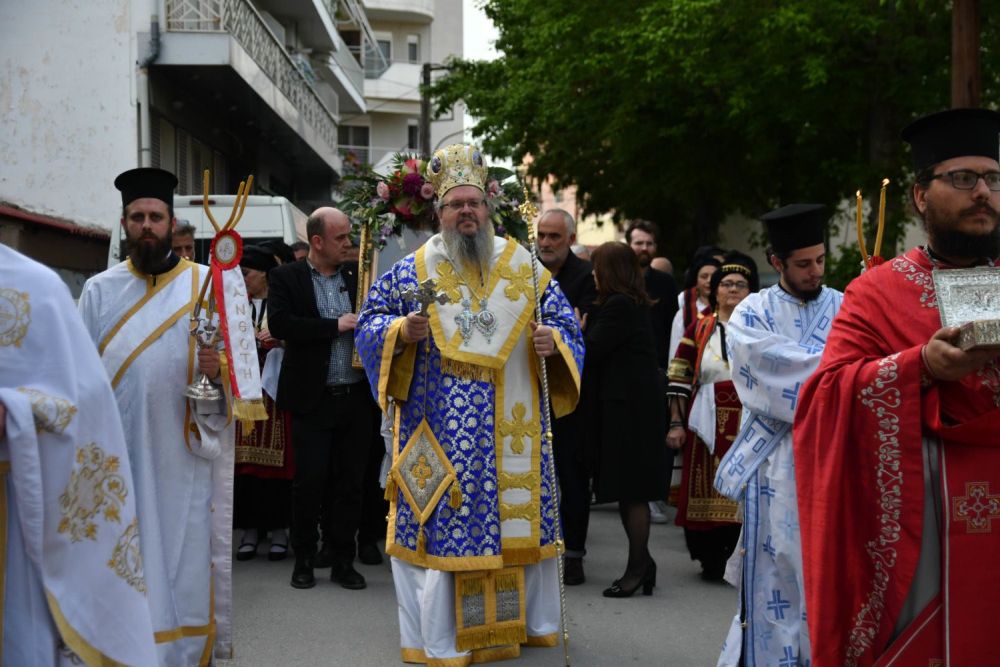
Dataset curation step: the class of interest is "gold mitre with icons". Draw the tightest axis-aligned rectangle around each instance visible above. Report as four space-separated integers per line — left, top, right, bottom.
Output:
426 144 488 198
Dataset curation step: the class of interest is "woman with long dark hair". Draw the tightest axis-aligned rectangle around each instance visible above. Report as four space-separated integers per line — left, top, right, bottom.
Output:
666 252 758 581
583 242 670 597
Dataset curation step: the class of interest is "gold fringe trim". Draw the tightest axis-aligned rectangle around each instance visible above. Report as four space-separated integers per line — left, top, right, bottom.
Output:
495 571 518 592
450 484 463 509
440 357 497 384
384 479 398 502
471 645 520 663
461 576 485 596
233 398 268 422
456 626 527 653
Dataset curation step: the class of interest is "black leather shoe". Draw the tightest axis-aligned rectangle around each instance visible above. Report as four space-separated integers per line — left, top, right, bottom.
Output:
290 556 315 589
358 543 384 565
564 557 585 586
331 562 367 590
313 543 334 569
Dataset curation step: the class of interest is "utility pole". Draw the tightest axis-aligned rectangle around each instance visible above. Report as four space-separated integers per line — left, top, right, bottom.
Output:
952 0 980 107
419 63 450 158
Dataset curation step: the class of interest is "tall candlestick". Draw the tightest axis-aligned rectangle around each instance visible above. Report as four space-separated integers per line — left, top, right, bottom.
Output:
856 190 869 268
874 178 889 259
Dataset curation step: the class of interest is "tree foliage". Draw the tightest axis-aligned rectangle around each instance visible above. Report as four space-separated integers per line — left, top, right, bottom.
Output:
431 1 1000 276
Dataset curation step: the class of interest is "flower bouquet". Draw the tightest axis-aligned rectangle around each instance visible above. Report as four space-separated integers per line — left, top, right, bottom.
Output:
338 152 531 250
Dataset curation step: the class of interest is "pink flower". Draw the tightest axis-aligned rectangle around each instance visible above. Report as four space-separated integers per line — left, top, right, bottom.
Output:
487 180 500 198
420 182 435 200
376 181 390 200
404 158 420 174
402 172 424 196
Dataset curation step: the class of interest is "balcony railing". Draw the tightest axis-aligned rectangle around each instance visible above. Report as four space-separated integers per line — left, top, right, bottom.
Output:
165 0 340 154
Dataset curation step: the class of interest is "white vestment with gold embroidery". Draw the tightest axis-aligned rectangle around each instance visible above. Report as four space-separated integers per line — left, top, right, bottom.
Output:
357 235 584 664
79 259 235 666
0 245 157 665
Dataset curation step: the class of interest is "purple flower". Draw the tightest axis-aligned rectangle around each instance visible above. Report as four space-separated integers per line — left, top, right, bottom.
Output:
380 222 394 237
402 172 424 196
376 181 390 200
420 182 435 200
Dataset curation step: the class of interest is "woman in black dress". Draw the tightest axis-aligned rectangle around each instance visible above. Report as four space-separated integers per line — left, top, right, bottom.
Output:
583 242 670 597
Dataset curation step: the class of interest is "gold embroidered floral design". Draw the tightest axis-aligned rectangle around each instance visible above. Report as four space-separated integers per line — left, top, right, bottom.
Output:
58 443 127 542
434 261 464 303
847 353 902 665
0 288 30 347
497 403 539 455
108 517 146 593
16 387 77 434
497 263 533 302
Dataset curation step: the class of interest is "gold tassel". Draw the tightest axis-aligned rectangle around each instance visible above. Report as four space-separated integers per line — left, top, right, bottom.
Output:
440 357 497 384
450 483 462 509
239 418 255 432
455 625 527 652
233 398 268 421
495 570 519 592
384 479 397 502
417 528 426 556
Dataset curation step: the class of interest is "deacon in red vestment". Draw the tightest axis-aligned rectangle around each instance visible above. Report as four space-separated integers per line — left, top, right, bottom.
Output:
794 108 1000 667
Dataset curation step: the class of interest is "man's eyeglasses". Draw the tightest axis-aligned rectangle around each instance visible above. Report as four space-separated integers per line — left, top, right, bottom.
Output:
719 280 749 290
440 199 486 212
929 169 1000 192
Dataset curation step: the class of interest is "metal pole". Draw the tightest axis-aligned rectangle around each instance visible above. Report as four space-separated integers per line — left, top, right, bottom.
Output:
420 62 431 158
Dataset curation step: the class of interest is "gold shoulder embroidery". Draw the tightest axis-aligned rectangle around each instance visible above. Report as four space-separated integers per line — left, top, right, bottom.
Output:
0 288 30 347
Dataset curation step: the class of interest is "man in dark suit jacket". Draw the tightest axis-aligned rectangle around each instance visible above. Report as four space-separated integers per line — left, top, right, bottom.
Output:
625 220 679 368
537 209 597 585
267 207 373 591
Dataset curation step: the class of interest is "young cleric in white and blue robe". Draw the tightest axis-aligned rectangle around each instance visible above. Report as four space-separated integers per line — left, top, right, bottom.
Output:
0 245 157 666
78 168 236 666
356 145 584 667
714 204 843 667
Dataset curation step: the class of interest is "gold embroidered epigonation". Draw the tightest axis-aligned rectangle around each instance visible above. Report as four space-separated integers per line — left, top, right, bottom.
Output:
107 517 146 593
16 387 77 434
58 443 127 542
0 288 30 347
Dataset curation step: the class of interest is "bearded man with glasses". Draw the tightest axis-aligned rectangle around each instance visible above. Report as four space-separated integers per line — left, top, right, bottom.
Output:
796 108 1000 666
714 204 843 667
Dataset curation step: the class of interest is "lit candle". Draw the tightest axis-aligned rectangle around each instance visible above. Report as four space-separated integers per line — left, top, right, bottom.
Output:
856 190 869 268
874 178 889 259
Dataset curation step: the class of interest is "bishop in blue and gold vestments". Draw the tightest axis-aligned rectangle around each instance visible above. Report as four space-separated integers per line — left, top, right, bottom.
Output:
356 145 583 666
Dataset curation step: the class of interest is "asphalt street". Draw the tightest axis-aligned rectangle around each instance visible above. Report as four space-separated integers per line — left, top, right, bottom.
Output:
228 504 735 666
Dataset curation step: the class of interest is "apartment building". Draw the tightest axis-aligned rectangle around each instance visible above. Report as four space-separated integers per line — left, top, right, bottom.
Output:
1 0 464 293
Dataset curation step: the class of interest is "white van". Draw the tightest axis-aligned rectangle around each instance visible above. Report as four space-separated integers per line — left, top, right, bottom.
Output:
107 195 308 268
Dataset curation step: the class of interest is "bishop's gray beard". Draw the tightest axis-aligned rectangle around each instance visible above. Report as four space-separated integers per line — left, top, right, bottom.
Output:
442 219 495 276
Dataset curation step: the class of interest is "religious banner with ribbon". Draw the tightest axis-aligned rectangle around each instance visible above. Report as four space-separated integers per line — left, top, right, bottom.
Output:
192 170 267 423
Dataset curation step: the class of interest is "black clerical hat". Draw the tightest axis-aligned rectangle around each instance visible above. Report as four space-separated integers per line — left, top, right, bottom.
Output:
760 203 827 254
240 245 278 273
114 168 178 208
901 108 1000 171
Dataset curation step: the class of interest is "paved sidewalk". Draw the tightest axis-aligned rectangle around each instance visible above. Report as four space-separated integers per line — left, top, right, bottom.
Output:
229 504 735 666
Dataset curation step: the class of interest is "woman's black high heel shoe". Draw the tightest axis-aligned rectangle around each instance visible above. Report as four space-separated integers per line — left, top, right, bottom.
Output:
603 559 656 598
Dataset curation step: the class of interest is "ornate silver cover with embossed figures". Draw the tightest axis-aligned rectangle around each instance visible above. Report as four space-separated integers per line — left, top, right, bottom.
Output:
933 267 1000 351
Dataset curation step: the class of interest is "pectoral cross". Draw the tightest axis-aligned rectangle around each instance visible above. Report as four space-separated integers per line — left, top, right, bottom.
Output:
401 278 451 316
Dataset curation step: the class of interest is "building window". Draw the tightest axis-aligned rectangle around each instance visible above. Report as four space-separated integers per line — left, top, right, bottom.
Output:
366 38 391 78
407 123 419 151
339 125 371 164
407 34 420 63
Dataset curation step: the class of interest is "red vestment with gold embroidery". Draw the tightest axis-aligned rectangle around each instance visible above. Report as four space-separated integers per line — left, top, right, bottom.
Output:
795 247 1000 666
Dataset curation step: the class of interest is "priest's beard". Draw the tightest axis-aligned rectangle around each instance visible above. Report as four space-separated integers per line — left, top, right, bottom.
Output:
924 200 1000 261
442 218 495 276
126 227 173 274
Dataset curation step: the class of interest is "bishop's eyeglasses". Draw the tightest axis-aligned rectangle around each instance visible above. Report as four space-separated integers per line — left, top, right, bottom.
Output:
929 169 1000 192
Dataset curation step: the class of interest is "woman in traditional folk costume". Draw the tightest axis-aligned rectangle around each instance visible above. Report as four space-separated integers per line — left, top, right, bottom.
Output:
666 252 757 581
234 245 294 561
583 242 670 598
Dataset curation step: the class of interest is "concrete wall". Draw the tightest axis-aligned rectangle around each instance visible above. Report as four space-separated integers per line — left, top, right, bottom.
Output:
0 0 140 232
428 0 464 151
